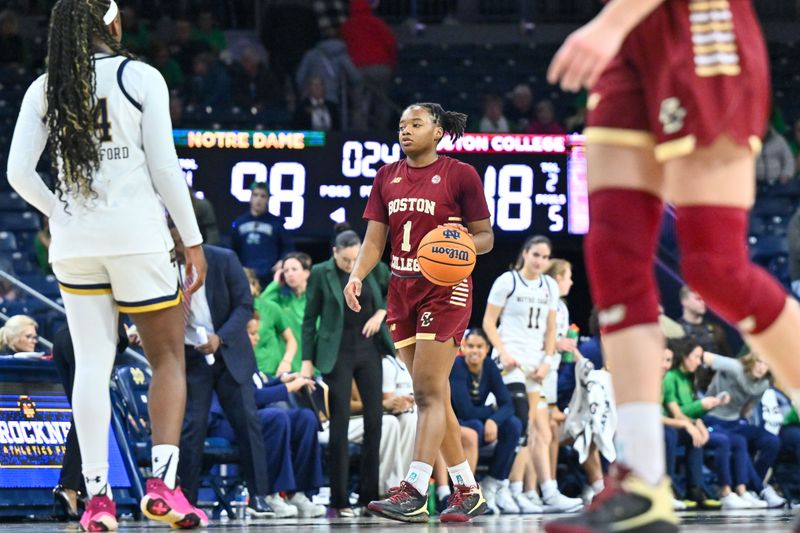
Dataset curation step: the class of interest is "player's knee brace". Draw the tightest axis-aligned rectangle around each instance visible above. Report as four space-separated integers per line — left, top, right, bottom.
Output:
676 206 786 334
584 189 663 333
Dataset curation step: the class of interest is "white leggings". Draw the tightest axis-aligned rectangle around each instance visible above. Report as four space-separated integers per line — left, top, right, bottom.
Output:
60 291 119 483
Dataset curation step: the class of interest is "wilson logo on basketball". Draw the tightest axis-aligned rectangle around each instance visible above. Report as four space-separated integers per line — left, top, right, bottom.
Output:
430 246 470 261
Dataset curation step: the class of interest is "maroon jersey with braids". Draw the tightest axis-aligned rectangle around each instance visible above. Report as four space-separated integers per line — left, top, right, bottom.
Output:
363 156 490 276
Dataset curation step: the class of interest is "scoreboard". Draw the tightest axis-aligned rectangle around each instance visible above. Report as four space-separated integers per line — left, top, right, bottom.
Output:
174 130 588 238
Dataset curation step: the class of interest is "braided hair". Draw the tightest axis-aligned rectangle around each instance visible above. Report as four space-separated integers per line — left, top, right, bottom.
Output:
45 0 133 205
408 102 468 142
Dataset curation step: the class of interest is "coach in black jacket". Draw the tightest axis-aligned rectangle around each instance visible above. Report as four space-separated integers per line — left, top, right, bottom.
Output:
171 226 272 515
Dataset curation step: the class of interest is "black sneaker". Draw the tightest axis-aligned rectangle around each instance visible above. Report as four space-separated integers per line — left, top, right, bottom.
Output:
367 481 429 523
247 495 276 518
544 466 679 533
439 484 487 523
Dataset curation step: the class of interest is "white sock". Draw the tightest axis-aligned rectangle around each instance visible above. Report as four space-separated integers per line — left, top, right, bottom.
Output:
152 444 180 489
510 481 524 496
591 479 605 494
405 461 433 495
83 465 110 498
540 479 559 500
436 485 451 500
616 402 665 485
447 460 477 487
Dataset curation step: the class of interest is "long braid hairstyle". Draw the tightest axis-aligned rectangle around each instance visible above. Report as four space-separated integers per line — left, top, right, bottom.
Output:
45 0 133 204
410 102 468 143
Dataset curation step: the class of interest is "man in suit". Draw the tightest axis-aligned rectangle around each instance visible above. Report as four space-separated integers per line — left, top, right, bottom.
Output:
170 225 274 517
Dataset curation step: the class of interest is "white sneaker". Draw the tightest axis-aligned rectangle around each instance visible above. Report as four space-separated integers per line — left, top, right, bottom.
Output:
481 478 499 515
265 493 299 517
542 490 584 513
720 492 753 510
288 492 326 517
513 492 543 514
741 491 768 509
673 498 687 511
760 486 787 508
525 490 544 506
495 481 520 514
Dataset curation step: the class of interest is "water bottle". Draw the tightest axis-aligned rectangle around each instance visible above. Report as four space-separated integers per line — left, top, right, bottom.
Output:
561 324 580 363
233 484 249 520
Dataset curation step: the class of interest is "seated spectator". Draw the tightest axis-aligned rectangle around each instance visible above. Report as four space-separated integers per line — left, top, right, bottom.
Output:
208 372 326 517
478 95 510 133
247 317 259 348
149 40 184 91
35 217 52 274
660 346 714 510
506 84 534 132
192 10 227 53
340 0 397 130
169 19 211 74
756 126 796 184
703 348 785 507
663 337 755 509
678 285 732 391
186 52 232 109
0 10 26 71
120 6 150 54
0 314 38 354
380 354 416 494
254 290 298 376
231 46 284 112
450 328 522 515
295 29 362 106
293 76 339 131
526 100 566 134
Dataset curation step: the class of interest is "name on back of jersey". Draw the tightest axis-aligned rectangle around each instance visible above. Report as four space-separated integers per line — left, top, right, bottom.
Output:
99 146 130 161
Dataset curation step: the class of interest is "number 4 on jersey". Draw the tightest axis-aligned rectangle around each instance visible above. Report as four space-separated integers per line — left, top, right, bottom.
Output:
95 98 112 142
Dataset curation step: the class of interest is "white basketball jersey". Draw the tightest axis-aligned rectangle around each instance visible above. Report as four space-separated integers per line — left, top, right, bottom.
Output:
8 53 202 261
487 270 559 360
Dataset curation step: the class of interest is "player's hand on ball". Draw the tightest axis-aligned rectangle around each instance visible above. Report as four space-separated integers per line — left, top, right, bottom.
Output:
344 277 362 312
441 222 470 235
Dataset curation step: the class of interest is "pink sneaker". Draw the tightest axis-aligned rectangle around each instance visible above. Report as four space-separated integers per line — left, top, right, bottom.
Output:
80 495 118 532
140 478 209 529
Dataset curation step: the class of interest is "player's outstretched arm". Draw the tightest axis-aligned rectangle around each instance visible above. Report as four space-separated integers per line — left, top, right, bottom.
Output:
466 218 494 255
547 0 666 92
345 220 389 311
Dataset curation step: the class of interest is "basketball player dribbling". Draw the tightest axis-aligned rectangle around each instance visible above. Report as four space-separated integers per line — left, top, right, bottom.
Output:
343 103 493 522
7 1 208 530
546 0 800 531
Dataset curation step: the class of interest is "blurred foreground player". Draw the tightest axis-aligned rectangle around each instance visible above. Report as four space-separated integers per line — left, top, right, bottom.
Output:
7 0 208 530
546 0 800 531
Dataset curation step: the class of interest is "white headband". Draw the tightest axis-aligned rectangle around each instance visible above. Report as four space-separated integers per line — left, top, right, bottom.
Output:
103 0 119 25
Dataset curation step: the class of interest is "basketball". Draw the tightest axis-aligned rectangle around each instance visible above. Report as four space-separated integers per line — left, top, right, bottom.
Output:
417 226 477 286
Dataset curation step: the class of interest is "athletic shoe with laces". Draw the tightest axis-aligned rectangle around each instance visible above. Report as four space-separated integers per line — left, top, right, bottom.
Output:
514 491 544 514
140 478 209 529
288 492 327 517
721 491 754 510
367 481 429 523
80 494 117 532
761 485 787 508
543 490 584 513
440 484 488 523
496 482 520 514
543 466 678 533
741 491 767 509
265 493 299 517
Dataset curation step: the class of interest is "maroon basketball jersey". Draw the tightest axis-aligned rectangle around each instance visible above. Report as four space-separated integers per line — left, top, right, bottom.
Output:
363 155 491 276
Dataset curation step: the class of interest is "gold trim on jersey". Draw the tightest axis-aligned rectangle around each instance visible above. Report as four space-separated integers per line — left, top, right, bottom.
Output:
58 284 113 296
655 135 697 162
117 292 182 313
394 336 416 349
415 333 437 341
584 127 656 149
695 64 741 77
749 135 762 156
689 0 740 78
689 1 731 11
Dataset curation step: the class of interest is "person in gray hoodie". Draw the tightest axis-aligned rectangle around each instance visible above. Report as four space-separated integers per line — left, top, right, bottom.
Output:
295 29 362 107
703 349 786 507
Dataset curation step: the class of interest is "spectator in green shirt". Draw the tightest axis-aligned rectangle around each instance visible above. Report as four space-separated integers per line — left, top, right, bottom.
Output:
192 10 227 53
149 41 184 91
254 298 298 376
256 252 311 374
663 337 755 509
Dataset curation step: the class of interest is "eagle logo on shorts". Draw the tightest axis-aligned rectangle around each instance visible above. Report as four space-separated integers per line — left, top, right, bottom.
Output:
420 312 433 327
659 97 687 135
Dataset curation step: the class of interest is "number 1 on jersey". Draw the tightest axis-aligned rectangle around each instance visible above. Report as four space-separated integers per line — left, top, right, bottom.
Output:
401 220 412 252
